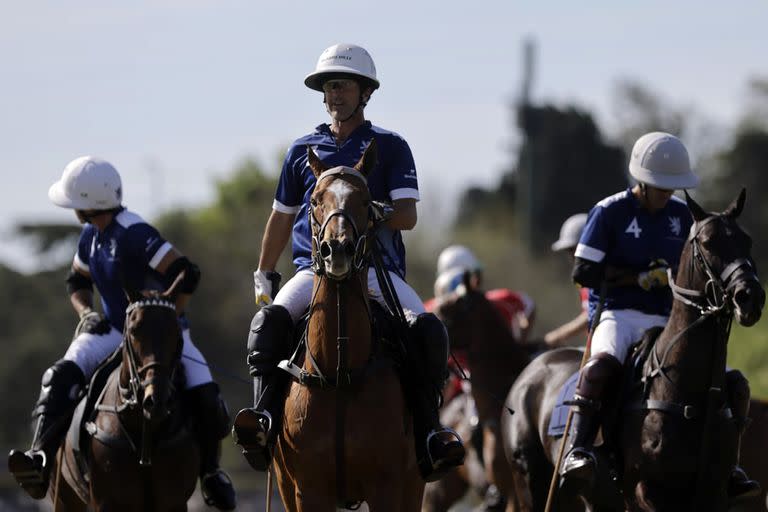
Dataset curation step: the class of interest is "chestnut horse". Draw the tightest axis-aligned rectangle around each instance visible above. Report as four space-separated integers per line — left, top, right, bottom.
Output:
427 279 531 511
503 190 765 512
271 141 424 511
54 278 199 511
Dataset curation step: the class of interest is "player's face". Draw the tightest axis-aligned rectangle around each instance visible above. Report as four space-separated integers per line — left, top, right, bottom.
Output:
646 185 675 210
323 79 364 122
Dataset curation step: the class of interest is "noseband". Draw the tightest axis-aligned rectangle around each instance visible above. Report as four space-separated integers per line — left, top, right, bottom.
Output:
309 167 373 279
668 215 758 315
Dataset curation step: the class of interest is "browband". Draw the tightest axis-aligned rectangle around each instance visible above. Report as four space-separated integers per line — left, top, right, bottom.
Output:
316 166 367 186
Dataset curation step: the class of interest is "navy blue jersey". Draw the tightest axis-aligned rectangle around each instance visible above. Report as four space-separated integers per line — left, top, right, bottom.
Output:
575 189 693 321
274 122 419 277
73 209 188 331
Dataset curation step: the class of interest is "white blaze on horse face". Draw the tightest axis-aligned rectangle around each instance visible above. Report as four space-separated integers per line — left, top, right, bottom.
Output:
326 179 355 236
322 178 356 277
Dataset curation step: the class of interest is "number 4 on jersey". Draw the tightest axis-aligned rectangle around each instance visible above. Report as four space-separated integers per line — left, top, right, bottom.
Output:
625 217 642 239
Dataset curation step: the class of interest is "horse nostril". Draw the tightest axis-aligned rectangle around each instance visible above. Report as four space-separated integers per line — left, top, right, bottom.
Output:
143 395 155 414
320 241 332 259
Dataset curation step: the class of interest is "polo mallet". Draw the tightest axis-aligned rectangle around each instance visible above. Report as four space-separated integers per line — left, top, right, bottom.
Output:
544 281 607 512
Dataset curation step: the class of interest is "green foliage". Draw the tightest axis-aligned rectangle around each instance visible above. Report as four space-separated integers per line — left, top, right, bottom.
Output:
728 314 768 399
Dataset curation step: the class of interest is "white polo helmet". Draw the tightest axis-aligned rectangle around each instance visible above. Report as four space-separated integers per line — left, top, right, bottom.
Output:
629 132 699 190
551 213 588 252
436 245 481 276
48 156 122 210
304 43 380 92
434 267 467 299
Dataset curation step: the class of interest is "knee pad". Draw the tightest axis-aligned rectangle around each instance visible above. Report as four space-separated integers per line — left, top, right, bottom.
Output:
725 369 750 422
246 305 294 376
409 313 450 381
187 382 231 440
575 353 623 402
33 360 86 418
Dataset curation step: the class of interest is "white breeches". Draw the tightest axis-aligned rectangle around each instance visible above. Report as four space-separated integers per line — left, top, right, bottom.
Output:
274 268 426 323
63 327 213 388
590 309 668 362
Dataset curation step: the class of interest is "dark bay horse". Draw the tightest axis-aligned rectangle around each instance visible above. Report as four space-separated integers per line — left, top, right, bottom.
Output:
427 280 532 511
55 278 199 511
738 398 768 512
271 140 424 511
503 190 765 512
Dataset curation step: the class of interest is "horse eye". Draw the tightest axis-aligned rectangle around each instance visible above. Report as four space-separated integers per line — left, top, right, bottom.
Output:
310 198 318 207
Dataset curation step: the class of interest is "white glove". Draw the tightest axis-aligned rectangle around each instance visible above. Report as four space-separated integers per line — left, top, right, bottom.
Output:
253 270 273 306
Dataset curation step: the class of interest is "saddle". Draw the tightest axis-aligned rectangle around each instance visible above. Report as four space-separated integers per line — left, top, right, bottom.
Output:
66 347 123 484
547 327 665 439
66 346 191 486
278 300 407 390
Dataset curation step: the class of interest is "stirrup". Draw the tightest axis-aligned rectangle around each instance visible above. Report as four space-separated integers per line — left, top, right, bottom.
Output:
728 466 761 501
560 448 596 483
420 427 466 482
8 450 49 500
232 408 273 471
201 469 236 511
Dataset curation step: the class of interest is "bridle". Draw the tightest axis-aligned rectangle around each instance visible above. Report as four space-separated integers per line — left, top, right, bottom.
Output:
639 214 758 419
668 214 758 316
120 298 182 466
308 167 373 279
123 298 181 401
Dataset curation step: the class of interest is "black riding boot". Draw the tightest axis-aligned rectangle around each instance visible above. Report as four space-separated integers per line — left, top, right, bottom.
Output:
8 360 85 500
187 382 236 511
560 352 622 492
233 304 293 471
725 369 761 500
408 313 466 482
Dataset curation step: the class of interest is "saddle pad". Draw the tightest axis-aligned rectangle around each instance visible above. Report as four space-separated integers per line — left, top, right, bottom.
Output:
547 370 579 438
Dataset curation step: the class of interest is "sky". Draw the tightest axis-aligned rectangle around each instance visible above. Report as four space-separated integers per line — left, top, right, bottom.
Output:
1 1 765 272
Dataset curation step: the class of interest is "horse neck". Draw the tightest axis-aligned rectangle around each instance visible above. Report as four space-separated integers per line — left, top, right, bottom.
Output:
307 271 372 375
465 295 530 418
652 255 729 397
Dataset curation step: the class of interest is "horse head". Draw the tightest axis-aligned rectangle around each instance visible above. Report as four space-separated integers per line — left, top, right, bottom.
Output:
683 189 765 326
307 140 377 280
123 274 184 423
433 271 483 350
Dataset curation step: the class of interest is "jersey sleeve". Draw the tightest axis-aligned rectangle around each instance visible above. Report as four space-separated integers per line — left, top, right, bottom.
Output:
273 145 304 214
385 134 420 202
73 228 92 273
127 224 174 270
575 205 610 263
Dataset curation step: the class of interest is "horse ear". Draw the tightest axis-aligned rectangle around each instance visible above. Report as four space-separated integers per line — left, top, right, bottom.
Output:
306 145 327 178
684 190 709 222
354 139 378 177
124 287 143 303
723 188 746 219
161 271 185 302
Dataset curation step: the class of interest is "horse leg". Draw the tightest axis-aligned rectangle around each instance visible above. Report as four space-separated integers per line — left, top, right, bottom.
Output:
422 472 468 512
485 424 519 508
